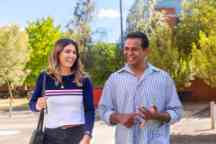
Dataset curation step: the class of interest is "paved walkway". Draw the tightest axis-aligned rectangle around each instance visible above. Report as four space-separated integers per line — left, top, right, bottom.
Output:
0 111 115 144
0 103 216 144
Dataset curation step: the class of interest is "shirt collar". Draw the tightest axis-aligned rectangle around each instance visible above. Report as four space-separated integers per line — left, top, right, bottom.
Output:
117 63 160 74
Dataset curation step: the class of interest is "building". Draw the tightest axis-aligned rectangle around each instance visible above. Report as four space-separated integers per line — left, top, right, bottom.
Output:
156 0 182 26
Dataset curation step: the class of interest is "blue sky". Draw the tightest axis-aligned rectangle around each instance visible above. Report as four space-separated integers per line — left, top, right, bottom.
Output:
0 0 181 42
0 0 134 42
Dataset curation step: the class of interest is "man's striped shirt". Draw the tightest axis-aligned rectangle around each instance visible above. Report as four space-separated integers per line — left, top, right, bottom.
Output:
99 63 183 144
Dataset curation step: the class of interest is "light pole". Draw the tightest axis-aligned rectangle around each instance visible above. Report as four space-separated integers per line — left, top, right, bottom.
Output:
119 0 124 49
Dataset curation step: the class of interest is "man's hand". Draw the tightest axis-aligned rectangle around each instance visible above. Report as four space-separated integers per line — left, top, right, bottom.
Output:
110 112 138 128
138 105 170 123
138 105 158 120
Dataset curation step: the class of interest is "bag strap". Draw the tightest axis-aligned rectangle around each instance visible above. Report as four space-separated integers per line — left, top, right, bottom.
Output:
37 108 44 131
36 71 46 132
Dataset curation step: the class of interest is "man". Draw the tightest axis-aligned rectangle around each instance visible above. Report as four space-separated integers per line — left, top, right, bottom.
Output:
98 32 183 144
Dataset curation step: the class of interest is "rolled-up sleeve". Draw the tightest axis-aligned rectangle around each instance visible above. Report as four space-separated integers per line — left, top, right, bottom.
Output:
98 75 116 125
165 76 183 125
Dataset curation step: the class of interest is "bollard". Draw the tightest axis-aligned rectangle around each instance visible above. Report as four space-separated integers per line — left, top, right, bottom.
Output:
210 101 215 129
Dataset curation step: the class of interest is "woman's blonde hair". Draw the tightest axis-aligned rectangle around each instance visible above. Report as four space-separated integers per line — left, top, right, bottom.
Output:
48 38 86 86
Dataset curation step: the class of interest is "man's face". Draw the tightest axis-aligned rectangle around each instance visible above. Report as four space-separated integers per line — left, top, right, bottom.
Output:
123 38 149 66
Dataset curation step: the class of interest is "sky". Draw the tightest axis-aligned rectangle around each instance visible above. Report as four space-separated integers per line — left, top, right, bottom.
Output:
0 0 182 42
0 0 135 42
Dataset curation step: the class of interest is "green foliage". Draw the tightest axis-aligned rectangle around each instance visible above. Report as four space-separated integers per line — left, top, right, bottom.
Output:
192 32 216 87
180 0 216 87
127 0 193 88
25 17 61 85
0 25 29 100
149 25 192 88
0 25 29 86
176 0 216 55
86 42 122 86
127 0 165 36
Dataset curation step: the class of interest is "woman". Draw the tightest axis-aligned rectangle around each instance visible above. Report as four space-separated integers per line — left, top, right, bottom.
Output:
29 38 95 144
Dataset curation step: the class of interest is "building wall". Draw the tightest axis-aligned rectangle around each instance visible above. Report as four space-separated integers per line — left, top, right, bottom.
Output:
158 7 177 26
183 79 216 102
157 0 182 14
156 0 183 26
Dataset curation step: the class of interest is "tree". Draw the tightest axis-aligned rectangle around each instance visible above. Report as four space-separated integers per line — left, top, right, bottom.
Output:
66 0 95 67
176 0 216 55
126 0 145 32
25 17 61 85
192 32 216 87
0 25 29 117
86 42 121 86
149 24 192 88
127 0 165 36
126 0 192 88
179 0 216 87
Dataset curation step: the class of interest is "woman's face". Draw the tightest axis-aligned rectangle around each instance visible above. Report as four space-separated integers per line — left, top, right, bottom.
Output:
59 44 77 69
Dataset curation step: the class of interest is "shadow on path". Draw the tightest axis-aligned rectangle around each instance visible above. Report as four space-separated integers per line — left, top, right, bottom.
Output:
171 133 216 144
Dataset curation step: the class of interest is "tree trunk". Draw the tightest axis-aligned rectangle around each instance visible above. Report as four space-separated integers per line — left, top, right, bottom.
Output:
6 79 14 118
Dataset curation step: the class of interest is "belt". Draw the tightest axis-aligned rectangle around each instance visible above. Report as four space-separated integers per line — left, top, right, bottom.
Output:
59 124 83 130
46 124 83 130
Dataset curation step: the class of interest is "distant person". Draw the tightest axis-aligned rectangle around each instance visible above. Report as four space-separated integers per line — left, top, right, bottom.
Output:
29 38 95 144
99 32 183 144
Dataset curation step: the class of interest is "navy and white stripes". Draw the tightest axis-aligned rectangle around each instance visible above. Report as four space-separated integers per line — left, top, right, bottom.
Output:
99 63 183 144
29 72 95 136
44 88 85 128
45 89 83 96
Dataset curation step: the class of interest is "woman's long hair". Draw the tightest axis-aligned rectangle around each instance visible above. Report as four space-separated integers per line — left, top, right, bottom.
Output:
48 38 86 86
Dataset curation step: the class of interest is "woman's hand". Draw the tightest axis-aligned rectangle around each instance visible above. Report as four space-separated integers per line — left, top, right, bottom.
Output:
36 97 47 111
79 134 91 144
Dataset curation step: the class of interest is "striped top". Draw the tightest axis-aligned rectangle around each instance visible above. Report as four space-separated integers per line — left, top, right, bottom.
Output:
99 63 183 144
44 89 85 128
29 72 95 135
45 89 83 96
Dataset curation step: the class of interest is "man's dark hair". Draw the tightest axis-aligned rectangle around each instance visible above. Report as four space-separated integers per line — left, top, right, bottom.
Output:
126 32 149 49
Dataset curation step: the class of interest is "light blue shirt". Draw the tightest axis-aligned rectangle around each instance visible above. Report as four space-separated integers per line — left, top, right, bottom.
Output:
99 63 183 144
